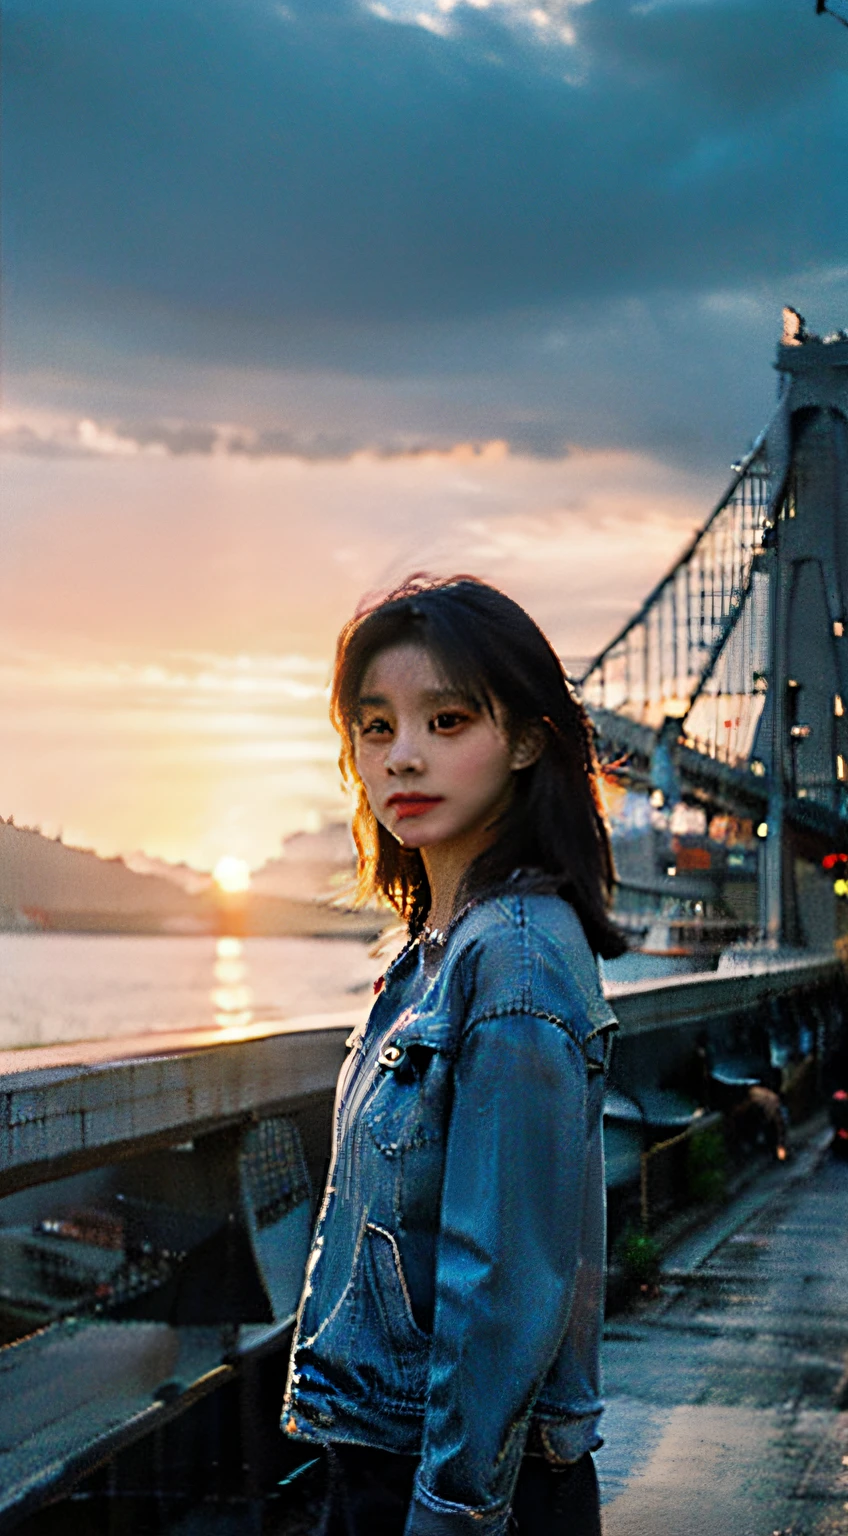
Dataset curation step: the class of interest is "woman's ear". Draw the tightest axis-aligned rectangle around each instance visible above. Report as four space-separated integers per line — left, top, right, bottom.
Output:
510 724 545 771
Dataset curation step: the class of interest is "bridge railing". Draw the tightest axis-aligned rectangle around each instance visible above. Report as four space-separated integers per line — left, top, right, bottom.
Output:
2 950 840 1198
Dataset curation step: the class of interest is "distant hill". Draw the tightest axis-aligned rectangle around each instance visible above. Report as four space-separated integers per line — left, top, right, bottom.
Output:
0 821 209 933
0 819 381 938
123 852 212 894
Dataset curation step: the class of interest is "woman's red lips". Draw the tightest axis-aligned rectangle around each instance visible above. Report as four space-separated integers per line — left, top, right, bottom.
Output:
386 793 444 819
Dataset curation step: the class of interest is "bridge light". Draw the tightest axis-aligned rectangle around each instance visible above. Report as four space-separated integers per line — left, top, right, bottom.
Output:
790 724 811 738
835 621 844 638
835 879 848 898
756 822 769 838
649 789 665 808
750 759 766 777
836 695 844 717
838 755 846 781
666 865 677 877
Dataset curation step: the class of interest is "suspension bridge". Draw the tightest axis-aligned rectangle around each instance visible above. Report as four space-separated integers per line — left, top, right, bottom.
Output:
581 308 848 952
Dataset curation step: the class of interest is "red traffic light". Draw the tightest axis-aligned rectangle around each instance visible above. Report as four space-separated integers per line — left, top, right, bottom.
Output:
822 853 848 870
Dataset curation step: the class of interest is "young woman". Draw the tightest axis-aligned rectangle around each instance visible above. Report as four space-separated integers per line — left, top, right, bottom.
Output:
282 575 625 1535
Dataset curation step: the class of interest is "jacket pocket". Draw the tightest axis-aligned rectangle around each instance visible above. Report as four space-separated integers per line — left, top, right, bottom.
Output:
357 1222 429 1403
304 1220 429 1408
362 1042 446 1156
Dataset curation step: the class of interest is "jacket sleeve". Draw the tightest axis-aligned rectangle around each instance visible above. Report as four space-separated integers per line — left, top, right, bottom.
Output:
404 1007 589 1536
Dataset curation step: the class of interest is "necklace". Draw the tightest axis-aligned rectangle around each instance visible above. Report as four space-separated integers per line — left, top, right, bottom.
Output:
420 923 448 947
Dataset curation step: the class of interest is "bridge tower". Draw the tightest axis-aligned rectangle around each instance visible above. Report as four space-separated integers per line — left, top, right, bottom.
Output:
758 312 848 941
580 312 848 950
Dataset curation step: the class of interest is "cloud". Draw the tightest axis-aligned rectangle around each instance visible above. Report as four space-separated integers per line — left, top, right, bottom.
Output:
0 408 514 463
5 0 846 474
0 648 330 701
1 434 710 659
6 0 845 340
368 0 590 44
8 262 848 475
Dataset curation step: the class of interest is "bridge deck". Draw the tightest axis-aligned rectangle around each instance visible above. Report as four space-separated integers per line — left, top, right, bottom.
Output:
599 1125 848 1535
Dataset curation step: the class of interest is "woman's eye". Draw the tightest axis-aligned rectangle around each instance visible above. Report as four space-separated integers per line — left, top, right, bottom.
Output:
431 712 470 732
360 717 392 737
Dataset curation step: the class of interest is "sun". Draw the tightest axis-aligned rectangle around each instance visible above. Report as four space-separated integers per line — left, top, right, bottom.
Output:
213 855 251 895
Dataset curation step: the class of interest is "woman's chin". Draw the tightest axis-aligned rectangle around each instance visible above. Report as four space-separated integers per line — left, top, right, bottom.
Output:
394 827 433 848
392 818 447 849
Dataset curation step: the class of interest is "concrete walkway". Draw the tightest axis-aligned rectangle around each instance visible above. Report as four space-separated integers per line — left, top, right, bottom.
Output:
596 1131 848 1536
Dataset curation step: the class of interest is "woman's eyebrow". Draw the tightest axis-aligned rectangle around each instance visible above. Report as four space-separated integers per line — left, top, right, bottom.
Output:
423 687 478 705
356 686 479 710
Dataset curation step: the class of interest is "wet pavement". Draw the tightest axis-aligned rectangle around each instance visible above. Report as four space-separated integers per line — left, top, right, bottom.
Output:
597 1130 848 1536
261 1127 848 1536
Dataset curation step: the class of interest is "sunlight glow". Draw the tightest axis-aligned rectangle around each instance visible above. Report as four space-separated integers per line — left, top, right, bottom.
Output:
212 936 253 1029
213 855 251 893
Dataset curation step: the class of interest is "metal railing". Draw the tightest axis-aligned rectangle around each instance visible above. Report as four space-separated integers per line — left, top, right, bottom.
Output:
640 1114 724 1231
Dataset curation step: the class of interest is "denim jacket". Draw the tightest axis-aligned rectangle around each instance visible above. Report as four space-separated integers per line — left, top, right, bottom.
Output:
282 891 618 1536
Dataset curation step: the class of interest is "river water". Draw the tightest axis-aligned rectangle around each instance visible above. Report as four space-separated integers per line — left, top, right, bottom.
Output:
0 933 386 1054
0 931 681 1059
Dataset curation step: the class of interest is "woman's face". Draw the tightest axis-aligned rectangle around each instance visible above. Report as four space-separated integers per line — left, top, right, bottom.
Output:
354 643 520 853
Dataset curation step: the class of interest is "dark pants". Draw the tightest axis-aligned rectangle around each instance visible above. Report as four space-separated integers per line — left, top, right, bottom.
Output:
321 1443 602 1535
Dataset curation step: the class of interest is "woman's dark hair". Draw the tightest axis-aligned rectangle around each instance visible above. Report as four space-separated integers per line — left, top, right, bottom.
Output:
331 574 627 959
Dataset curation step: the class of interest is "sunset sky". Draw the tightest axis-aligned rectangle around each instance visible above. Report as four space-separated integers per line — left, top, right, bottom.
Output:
3 0 847 871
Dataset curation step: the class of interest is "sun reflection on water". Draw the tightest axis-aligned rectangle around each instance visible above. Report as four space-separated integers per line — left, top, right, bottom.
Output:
212 936 253 1029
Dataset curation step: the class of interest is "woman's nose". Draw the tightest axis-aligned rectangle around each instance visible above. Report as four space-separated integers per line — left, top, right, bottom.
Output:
386 729 424 774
